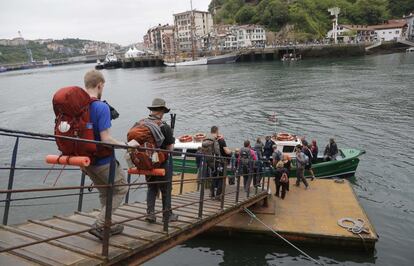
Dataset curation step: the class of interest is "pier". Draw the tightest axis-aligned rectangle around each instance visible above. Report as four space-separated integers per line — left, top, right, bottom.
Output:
209 179 378 251
0 128 268 265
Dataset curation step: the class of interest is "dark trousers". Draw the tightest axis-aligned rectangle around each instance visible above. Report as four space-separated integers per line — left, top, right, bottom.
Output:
296 167 308 187
274 178 288 199
241 165 252 191
146 163 171 218
210 166 223 197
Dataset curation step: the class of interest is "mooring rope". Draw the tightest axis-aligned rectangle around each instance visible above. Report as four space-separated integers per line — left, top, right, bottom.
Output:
243 207 324 265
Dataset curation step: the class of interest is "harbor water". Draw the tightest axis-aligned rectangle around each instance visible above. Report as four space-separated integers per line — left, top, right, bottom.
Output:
0 53 413 265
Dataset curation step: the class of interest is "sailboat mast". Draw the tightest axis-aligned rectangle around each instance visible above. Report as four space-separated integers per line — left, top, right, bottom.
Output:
190 0 196 60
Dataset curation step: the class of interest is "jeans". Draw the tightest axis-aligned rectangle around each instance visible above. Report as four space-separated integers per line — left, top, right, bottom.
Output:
296 167 308 187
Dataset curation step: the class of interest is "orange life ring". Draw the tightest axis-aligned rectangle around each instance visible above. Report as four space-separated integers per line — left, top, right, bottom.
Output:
276 133 295 141
179 134 193 142
194 133 206 142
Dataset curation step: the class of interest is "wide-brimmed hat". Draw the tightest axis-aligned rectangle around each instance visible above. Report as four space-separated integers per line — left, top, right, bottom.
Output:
147 98 170 113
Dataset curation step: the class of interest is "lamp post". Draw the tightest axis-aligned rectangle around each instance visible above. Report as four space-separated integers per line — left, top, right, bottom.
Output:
328 7 340 44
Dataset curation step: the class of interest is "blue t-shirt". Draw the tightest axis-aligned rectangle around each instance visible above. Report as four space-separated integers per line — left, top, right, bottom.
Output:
90 101 113 165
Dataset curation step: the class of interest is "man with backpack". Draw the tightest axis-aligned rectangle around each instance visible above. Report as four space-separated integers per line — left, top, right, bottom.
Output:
72 70 139 239
201 126 231 200
238 140 257 192
134 98 178 223
295 145 309 189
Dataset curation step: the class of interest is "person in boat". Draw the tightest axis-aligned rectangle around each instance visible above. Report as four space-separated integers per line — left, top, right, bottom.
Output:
310 139 318 163
253 137 264 187
295 145 309 189
144 98 178 223
81 70 139 239
274 161 289 199
302 140 316 181
238 140 257 192
323 138 338 161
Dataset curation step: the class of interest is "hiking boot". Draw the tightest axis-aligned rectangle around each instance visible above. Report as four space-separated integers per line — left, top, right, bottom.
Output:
110 224 124 236
145 213 156 223
88 223 124 240
163 213 179 223
89 224 104 240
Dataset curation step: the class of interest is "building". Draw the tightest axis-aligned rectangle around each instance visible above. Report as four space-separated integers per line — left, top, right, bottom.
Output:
173 10 213 51
371 19 407 41
405 13 414 40
327 20 407 43
143 24 175 55
216 24 266 50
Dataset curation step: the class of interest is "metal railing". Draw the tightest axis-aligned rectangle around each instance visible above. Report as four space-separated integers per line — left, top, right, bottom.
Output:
0 127 271 258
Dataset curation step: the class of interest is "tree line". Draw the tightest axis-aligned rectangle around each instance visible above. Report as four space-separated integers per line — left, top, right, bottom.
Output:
208 0 414 39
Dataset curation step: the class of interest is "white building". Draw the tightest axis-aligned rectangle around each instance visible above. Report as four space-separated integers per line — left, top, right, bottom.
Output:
173 10 213 51
222 25 266 50
372 20 407 41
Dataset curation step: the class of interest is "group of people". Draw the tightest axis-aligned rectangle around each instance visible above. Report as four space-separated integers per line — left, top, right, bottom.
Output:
76 69 340 240
220 134 339 200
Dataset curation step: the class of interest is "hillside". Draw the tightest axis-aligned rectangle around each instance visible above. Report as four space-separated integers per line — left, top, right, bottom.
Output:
208 0 414 40
0 38 120 65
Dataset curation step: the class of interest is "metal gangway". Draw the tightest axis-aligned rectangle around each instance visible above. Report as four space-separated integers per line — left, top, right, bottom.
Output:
0 128 269 265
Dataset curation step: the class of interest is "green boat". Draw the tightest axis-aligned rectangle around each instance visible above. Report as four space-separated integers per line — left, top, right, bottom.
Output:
172 135 365 179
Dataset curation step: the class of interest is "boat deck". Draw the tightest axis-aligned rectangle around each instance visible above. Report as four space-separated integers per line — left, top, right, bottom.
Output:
210 179 378 250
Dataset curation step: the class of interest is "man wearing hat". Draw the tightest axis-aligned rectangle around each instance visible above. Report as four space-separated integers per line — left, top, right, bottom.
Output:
145 98 179 223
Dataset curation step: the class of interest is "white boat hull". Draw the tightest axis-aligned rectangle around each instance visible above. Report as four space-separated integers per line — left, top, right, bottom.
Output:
164 58 207 67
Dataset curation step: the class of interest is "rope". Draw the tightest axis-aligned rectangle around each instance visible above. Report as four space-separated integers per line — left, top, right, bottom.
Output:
337 217 370 252
243 207 324 265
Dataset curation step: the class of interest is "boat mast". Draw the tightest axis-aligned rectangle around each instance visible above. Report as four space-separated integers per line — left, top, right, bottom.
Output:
190 0 196 60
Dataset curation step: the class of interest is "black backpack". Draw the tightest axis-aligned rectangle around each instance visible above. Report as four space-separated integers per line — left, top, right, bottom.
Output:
240 147 252 168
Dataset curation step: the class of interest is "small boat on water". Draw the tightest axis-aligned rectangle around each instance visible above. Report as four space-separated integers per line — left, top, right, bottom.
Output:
172 132 365 179
95 52 121 70
406 47 414 52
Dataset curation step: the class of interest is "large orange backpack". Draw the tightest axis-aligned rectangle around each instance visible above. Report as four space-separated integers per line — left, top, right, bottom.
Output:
52 86 112 159
127 119 166 170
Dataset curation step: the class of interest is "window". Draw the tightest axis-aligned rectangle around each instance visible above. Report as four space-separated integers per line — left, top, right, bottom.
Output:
282 146 295 153
396 30 399 34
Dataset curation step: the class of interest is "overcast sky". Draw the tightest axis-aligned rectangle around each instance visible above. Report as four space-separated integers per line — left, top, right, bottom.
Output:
0 0 211 45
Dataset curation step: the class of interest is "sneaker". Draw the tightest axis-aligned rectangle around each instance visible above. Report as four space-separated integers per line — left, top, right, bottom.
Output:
145 213 156 223
311 177 315 181
163 213 179 223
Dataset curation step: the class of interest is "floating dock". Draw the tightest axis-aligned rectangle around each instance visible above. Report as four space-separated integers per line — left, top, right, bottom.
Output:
208 179 378 251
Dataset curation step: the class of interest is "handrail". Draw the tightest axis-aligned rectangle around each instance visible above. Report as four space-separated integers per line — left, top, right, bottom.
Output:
0 128 271 258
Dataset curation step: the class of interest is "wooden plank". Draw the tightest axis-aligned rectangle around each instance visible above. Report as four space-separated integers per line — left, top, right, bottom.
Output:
29 218 135 252
113 209 181 232
128 203 202 219
53 214 147 250
170 198 222 213
0 253 42 266
0 229 100 266
119 205 196 224
7 224 109 261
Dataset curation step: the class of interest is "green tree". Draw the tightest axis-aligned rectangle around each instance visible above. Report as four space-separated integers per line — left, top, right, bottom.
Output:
235 5 256 24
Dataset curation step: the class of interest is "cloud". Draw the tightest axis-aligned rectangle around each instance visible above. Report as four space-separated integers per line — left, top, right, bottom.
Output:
0 0 211 45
